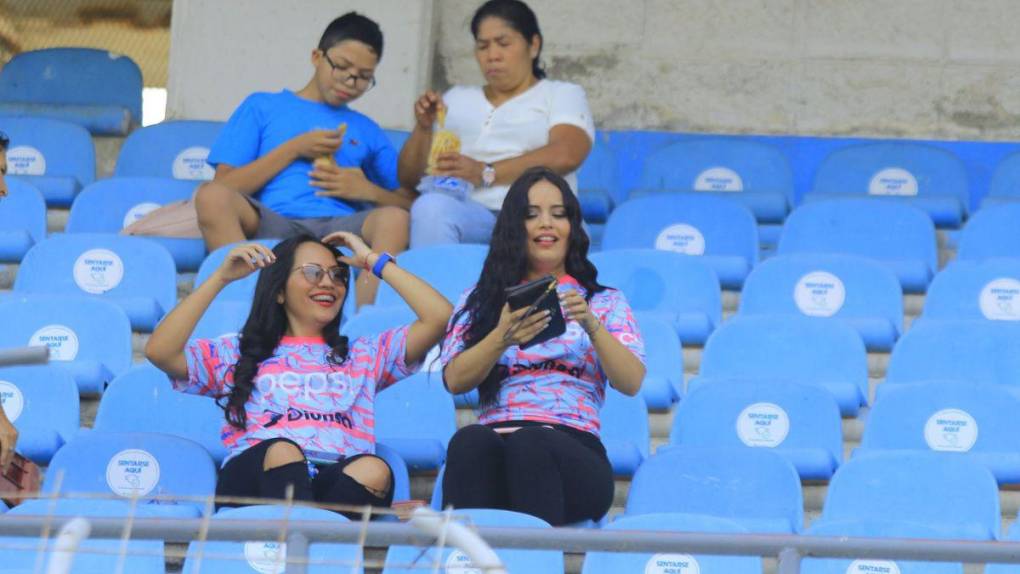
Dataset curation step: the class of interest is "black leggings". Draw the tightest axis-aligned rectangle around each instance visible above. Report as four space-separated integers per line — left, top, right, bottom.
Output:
216 438 393 518
441 423 614 526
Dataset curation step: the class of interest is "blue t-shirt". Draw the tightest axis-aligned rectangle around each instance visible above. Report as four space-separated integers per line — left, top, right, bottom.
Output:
207 90 399 219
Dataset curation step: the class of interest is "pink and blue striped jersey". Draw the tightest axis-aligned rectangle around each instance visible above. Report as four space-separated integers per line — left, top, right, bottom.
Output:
173 326 417 466
441 275 645 436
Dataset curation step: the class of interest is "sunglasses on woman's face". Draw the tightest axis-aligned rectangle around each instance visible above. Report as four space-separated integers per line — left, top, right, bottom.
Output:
293 263 349 286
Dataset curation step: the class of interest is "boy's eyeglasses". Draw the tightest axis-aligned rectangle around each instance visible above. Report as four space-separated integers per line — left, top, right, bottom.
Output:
293 263 349 286
321 51 377 91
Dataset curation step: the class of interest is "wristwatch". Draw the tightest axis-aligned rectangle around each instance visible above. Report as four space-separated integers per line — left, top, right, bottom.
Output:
481 163 496 188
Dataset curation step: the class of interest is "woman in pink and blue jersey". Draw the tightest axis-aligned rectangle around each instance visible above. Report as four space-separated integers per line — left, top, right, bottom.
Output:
146 232 452 513
440 166 646 525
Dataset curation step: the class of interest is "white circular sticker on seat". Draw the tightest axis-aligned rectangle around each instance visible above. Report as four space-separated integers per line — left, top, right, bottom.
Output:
794 271 846 317
105 449 160 497
868 168 918 196
979 278 1020 321
847 560 901 574
924 409 978 452
7 145 47 175
29 325 80 361
73 249 124 294
655 224 706 255
446 549 482 573
122 202 162 229
172 146 215 180
244 541 287 574
736 402 790 447
694 167 743 192
645 553 701 573
0 381 24 422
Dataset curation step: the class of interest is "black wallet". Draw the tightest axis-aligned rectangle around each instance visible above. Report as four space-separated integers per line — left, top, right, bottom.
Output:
504 275 567 349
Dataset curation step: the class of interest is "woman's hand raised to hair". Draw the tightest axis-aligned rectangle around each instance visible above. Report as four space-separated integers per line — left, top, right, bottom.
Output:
214 243 277 284
322 231 374 270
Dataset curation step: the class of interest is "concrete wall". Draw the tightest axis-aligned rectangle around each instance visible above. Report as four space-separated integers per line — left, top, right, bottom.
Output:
167 0 435 129
433 0 1020 140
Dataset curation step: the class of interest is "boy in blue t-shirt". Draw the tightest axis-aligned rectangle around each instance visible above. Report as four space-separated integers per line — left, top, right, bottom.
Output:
196 12 414 307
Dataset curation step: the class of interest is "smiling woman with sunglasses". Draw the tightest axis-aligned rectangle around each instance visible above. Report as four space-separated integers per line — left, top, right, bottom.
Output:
146 233 452 515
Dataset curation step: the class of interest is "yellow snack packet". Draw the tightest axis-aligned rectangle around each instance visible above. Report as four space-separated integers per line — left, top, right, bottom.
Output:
313 123 347 169
427 107 460 175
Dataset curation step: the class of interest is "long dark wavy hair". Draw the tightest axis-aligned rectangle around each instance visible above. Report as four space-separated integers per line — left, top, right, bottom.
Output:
220 235 351 429
443 167 604 406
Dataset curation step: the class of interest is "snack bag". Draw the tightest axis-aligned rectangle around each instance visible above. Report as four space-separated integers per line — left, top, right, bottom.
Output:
312 123 347 170
426 107 460 175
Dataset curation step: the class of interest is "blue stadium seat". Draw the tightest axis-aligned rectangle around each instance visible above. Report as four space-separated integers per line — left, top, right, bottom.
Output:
0 178 45 262
602 194 759 288
370 244 488 310
341 306 416 341
778 198 938 293
0 365 78 465
1 500 165 574
883 319 1020 392
582 513 762 574
984 150 1020 209
957 203 1020 261
668 381 842 480
383 508 563 574
577 134 617 223
0 295 132 393
0 115 94 205
857 382 1020 483
817 452 1000 540
0 48 142 134
94 363 228 464
194 239 280 304
14 234 177 332
632 313 684 408
66 177 205 271
375 443 411 503
626 447 803 533
802 520 965 574
636 138 794 223
192 300 250 340
44 431 217 518
600 387 649 476
806 142 970 227
921 259 1020 322
738 253 903 351
383 129 410 152
183 505 362 574
376 372 455 472
693 314 869 415
590 249 721 345
987 523 1020 574
115 120 224 180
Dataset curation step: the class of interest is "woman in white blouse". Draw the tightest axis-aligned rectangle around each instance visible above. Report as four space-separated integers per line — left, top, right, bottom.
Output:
398 0 595 248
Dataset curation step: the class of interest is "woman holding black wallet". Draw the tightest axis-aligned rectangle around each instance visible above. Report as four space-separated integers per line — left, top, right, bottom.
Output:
439 166 646 525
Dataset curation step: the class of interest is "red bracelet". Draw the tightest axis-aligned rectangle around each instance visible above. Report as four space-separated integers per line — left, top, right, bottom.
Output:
362 254 375 272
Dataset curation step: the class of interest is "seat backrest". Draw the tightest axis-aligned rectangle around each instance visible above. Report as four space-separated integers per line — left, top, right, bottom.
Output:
957 203 1020 261
0 178 46 244
13 233 177 316
590 249 721 322
671 381 842 467
183 504 362 574
375 372 456 452
373 244 488 308
778 199 937 274
820 452 1000 540
0 47 143 124
625 447 803 533
600 386 650 460
699 315 868 397
382 508 563 574
382 129 410 151
0 115 95 186
582 513 761 574
633 312 684 397
802 519 965 574
193 300 252 340
862 381 1020 455
989 150 1020 198
812 142 969 205
94 363 229 463
194 239 280 302
739 253 903 330
44 431 218 509
0 365 79 450
922 259 1020 321
0 294 132 382
578 133 622 204
602 194 759 262
115 120 224 180
640 138 794 200
66 177 199 233
342 305 417 342
885 320 1020 387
